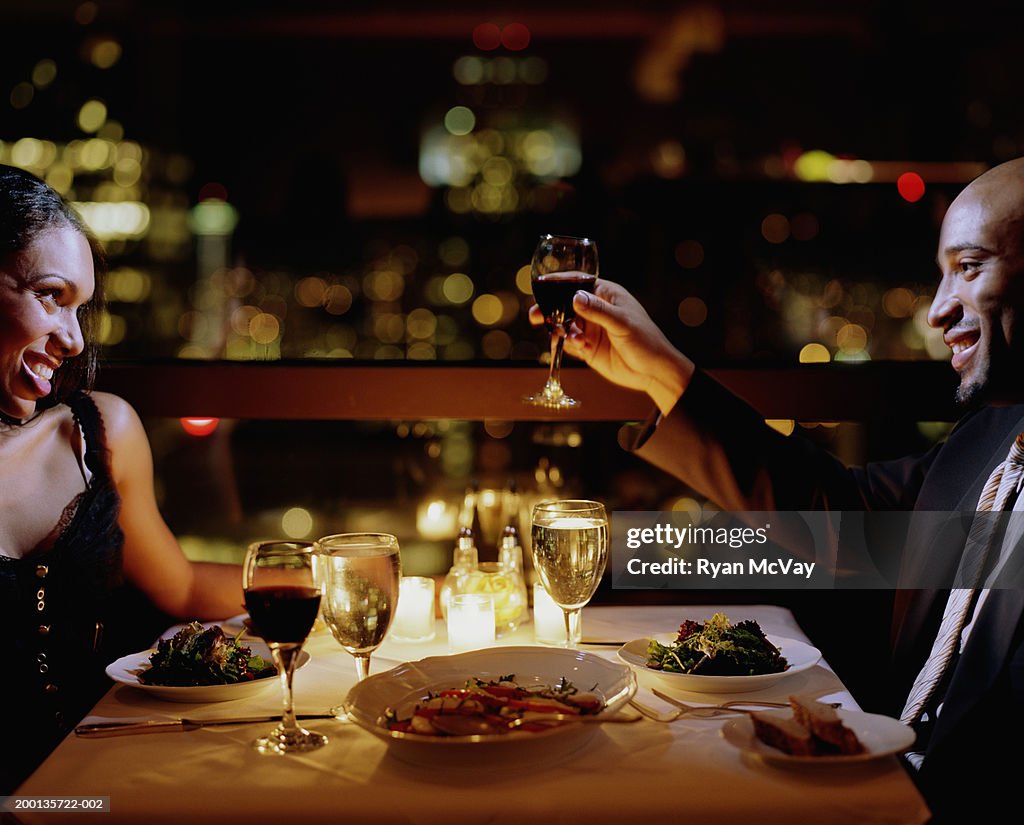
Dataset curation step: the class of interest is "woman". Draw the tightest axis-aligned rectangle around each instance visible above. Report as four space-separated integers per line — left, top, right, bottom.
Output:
0 165 243 791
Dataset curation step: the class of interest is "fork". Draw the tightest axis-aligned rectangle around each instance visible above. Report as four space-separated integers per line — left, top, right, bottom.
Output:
630 692 826 722
649 689 792 718
651 688 842 718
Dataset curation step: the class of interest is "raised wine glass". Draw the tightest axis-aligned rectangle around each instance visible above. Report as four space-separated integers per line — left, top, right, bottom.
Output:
530 500 609 647
242 540 328 755
523 234 599 409
316 533 402 715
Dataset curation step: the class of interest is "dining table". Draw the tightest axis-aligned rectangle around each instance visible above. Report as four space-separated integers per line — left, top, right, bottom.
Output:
8 603 931 825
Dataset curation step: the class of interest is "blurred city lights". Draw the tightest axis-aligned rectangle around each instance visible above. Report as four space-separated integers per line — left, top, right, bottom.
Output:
73 201 150 240
799 343 831 363
10 82 34 109
249 313 280 345
674 239 704 269
444 106 476 136
515 265 533 294
180 418 220 437
793 150 835 181
471 293 503 325
77 99 108 133
472 23 502 51
32 59 58 89
761 213 790 244
897 171 926 202
836 323 868 353
282 507 314 539
677 297 708 327
324 284 354 315
442 273 474 304
188 199 238 236
501 23 531 51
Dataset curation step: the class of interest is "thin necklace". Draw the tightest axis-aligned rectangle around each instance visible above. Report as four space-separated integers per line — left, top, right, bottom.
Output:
0 409 40 427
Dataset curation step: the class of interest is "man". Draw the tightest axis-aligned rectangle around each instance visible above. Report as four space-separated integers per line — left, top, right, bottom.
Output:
533 157 1024 822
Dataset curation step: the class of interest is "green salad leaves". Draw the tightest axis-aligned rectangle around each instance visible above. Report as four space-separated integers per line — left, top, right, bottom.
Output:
139 621 274 686
645 613 788 676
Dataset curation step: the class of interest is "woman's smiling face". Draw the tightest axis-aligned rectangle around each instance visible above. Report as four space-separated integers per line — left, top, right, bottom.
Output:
0 225 95 420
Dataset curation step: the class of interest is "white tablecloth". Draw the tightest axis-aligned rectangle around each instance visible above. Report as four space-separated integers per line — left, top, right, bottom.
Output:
11 604 930 825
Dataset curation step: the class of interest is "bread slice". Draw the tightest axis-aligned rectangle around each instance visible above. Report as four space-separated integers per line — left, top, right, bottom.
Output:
788 695 865 755
750 711 817 756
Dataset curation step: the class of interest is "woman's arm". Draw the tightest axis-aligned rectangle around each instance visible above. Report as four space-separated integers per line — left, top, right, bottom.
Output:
91 392 244 620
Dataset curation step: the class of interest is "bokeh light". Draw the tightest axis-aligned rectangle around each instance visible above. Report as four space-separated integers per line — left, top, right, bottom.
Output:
799 343 831 363
444 106 476 136
77 99 108 133
501 23 531 51
443 273 474 304
180 418 219 437
761 213 790 244
897 172 926 203
473 22 502 50
677 297 708 327
471 293 503 325
282 507 314 539
32 59 58 89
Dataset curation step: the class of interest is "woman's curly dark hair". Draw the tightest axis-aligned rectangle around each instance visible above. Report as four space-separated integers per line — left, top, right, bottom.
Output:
0 164 107 408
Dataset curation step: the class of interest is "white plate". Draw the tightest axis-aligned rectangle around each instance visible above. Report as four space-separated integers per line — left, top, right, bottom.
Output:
105 642 310 703
617 635 821 694
721 708 916 764
344 646 637 765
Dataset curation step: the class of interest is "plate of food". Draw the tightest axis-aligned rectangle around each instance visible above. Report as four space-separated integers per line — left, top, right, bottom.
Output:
343 646 637 764
616 613 821 693
720 695 915 764
106 621 309 703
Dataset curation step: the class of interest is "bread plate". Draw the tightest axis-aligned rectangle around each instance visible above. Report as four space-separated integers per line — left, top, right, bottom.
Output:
721 708 916 764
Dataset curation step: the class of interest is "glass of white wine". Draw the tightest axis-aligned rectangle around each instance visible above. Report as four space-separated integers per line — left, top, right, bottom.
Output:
529 500 609 648
316 533 401 714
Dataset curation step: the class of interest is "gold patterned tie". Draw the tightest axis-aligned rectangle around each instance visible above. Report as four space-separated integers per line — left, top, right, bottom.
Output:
900 432 1024 727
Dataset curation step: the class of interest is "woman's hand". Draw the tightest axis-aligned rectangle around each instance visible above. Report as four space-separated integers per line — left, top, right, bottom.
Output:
528 279 695 415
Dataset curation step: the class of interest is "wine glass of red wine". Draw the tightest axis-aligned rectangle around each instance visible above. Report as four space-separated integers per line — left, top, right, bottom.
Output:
523 234 599 409
243 540 328 755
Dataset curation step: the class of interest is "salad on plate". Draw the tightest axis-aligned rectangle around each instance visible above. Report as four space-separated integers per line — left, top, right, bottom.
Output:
139 621 275 687
645 612 789 677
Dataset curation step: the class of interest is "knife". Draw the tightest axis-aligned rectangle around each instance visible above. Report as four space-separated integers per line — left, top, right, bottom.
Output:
74 714 337 738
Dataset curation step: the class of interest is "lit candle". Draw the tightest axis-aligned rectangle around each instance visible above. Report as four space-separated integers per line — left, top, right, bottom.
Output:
447 593 495 652
391 577 436 642
533 582 581 645
416 499 459 541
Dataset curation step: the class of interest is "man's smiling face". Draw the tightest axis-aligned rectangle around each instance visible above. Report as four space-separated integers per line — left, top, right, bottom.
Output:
929 160 1024 406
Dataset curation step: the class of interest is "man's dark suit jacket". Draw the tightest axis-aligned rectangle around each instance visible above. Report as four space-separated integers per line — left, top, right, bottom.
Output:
629 369 1024 823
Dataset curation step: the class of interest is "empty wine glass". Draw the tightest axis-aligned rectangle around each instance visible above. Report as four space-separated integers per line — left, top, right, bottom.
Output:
316 533 402 715
523 234 599 409
530 500 609 647
242 540 328 755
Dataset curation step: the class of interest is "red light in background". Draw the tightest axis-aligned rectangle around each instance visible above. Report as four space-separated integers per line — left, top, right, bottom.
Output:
501 22 531 51
198 182 228 202
180 417 220 437
897 172 926 203
473 22 502 50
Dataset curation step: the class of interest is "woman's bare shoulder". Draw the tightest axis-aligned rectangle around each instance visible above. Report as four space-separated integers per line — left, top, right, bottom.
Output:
86 391 145 442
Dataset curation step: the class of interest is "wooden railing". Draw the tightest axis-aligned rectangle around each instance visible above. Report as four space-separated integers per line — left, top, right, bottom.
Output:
95 360 960 422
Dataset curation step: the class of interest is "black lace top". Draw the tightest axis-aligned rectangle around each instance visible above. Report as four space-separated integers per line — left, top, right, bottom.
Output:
0 392 125 792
